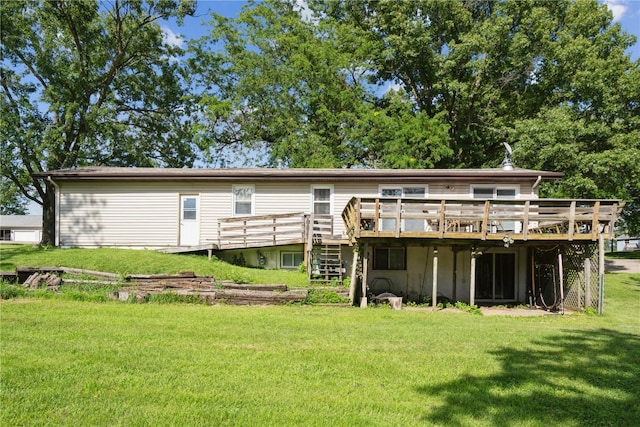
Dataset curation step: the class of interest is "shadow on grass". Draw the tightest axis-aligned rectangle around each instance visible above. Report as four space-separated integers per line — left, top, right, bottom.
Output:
417 329 640 426
0 244 37 271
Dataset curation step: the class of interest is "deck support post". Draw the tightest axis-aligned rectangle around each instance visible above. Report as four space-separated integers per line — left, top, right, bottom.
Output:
584 257 591 309
470 249 477 306
558 251 565 314
361 243 369 307
598 235 605 314
452 247 458 302
349 248 359 305
431 247 439 308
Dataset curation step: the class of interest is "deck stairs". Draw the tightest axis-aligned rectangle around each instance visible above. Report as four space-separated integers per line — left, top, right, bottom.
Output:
310 243 343 284
307 214 344 284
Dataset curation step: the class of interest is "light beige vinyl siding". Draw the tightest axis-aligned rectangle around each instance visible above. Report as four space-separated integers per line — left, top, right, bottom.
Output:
254 183 309 216
58 176 540 248
59 182 230 248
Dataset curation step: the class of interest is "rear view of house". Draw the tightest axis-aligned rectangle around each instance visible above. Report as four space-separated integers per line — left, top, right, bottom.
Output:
37 167 621 312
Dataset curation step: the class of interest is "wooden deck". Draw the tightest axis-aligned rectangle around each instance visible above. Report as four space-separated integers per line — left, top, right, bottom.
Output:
216 212 336 249
342 197 621 244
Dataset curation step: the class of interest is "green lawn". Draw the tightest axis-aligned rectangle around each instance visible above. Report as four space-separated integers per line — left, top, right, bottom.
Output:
0 244 310 287
2 251 639 426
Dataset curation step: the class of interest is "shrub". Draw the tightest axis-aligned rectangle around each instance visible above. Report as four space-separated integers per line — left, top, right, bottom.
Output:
0 283 28 300
304 289 349 304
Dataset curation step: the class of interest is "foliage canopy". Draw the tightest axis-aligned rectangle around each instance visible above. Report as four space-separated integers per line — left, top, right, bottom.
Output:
1 0 196 243
190 0 640 231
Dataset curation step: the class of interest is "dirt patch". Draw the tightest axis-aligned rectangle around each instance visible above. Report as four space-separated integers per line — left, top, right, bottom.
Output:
480 307 568 316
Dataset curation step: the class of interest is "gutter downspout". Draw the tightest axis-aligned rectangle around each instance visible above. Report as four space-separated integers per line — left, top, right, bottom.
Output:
47 176 60 247
531 175 542 197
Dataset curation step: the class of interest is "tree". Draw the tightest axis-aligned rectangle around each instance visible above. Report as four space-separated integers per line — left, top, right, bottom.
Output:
1 0 196 245
193 0 639 227
0 177 28 215
189 0 451 168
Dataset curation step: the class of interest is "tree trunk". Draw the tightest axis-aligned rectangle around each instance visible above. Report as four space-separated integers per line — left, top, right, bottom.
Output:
41 181 56 246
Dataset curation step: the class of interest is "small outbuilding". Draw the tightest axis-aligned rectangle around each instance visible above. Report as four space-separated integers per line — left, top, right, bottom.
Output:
0 215 43 243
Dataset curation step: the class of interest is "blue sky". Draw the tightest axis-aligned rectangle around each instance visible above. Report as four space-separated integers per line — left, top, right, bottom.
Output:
162 0 640 61
25 0 640 215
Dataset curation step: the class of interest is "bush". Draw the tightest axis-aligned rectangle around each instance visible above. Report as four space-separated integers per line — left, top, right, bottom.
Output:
144 292 205 304
0 283 28 299
304 289 349 304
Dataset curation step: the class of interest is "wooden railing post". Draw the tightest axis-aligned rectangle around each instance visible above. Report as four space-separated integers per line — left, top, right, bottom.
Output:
568 201 576 241
438 200 445 239
374 199 380 237
355 198 361 238
523 201 530 241
481 201 490 240
395 198 402 238
591 201 600 241
243 220 247 247
273 217 277 246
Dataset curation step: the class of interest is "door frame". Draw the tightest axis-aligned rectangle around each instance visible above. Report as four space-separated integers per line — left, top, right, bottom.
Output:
179 194 200 246
475 250 518 302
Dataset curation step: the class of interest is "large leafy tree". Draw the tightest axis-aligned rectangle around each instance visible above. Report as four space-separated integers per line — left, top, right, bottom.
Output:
193 0 639 231
0 177 28 215
1 0 196 244
189 0 451 168
319 0 640 231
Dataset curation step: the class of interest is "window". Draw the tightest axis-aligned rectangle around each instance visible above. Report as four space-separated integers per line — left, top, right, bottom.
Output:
282 252 304 269
373 247 406 270
312 186 332 215
473 186 519 232
472 186 517 199
182 197 197 220
379 186 427 231
233 185 254 216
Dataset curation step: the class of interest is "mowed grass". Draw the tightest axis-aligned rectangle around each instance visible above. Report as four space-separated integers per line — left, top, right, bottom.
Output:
0 244 310 287
1 245 639 426
2 282 639 427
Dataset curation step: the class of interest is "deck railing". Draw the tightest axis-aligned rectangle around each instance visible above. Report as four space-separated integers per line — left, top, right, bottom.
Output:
342 197 621 243
216 213 333 249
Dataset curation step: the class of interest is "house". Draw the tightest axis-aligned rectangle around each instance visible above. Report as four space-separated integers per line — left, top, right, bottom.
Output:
614 234 640 252
36 167 621 312
0 215 43 243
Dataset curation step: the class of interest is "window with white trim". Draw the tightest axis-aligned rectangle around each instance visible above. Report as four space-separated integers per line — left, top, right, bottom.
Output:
281 252 304 269
312 186 332 215
472 186 518 199
233 185 254 216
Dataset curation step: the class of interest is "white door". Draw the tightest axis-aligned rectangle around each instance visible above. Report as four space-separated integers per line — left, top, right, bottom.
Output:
180 195 200 246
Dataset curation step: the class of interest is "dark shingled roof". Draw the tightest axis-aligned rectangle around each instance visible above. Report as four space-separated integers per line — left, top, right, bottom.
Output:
35 167 563 183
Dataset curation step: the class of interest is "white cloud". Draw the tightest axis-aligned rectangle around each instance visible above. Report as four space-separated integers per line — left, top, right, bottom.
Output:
604 0 628 21
161 26 184 48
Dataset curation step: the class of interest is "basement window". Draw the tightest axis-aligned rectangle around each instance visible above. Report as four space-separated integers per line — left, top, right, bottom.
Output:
282 252 304 269
373 247 406 270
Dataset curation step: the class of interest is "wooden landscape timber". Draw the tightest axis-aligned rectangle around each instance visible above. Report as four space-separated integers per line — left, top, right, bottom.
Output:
22 272 62 291
112 274 303 305
6 266 306 305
